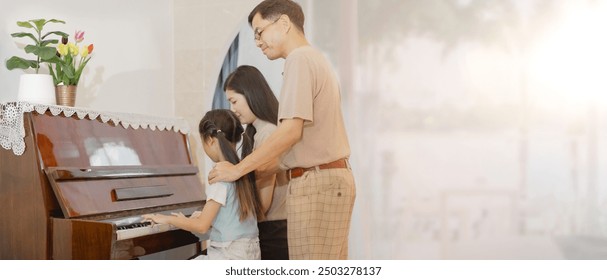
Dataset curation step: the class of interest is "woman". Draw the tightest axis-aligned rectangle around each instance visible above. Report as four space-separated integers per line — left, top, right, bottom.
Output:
223 65 289 260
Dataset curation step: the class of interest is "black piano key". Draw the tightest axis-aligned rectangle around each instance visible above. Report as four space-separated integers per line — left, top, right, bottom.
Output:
116 221 152 230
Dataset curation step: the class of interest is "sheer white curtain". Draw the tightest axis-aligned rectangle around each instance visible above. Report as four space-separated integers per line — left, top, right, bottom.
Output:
303 0 607 259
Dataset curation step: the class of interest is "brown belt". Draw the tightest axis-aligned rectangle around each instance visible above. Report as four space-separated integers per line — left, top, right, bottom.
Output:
288 159 348 179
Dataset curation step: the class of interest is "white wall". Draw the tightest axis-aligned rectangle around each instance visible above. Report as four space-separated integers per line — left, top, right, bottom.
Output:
0 0 174 116
173 0 263 193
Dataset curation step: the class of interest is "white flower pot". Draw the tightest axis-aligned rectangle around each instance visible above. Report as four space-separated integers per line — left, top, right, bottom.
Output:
17 74 56 105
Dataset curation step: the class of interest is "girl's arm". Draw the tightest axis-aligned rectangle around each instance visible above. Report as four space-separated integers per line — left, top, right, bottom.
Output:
142 200 222 234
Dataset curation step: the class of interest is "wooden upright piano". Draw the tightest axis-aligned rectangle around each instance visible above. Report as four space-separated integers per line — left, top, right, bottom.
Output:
0 102 205 259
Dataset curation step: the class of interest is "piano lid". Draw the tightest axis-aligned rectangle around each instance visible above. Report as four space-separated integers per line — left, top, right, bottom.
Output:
31 112 193 168
1 102 190 156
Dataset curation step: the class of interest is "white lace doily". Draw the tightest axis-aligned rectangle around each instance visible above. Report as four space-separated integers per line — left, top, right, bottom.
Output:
0 101 191 156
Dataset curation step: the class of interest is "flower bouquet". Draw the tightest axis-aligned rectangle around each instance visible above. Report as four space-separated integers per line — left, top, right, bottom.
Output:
49 30 94 86
49 30 94 106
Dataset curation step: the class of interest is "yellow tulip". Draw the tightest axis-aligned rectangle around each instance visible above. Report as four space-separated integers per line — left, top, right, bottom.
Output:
67 42 79 56
81 46 89 57
57 43 68 56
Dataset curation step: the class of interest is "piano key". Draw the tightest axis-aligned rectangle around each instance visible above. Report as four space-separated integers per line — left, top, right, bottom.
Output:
116 222 178 240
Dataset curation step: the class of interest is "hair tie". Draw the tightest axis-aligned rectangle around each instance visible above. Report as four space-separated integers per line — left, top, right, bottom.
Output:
216 129 222 134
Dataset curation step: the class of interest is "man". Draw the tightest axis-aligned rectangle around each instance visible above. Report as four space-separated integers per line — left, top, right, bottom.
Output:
209 0 356 260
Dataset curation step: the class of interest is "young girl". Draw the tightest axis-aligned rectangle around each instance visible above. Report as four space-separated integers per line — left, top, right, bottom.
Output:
142 109 264 260
223 65 289 260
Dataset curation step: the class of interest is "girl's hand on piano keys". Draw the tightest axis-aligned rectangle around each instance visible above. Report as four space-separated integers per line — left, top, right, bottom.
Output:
141 213 169 225
190 211 202 218
170 212 186 218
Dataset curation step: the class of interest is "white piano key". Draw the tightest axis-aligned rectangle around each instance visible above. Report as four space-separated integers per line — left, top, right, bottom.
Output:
116 222 178 240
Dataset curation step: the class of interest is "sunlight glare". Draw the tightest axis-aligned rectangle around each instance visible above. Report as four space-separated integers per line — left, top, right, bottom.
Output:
529 1 607 105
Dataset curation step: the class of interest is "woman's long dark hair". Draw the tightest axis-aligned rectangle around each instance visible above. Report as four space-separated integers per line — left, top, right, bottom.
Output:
199 109 264 221
223 65 279 161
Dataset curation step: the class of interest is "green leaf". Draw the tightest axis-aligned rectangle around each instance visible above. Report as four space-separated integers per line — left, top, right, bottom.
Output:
24 45 56 59
48 64 58 85
62 75 69 85
57 65 64 80
24 45 39 54
46 19 66 24
42 56 62 65
37 46 58 59
16 21 34 29
53 60 64 82
31 19 46 31
40 39 59 47
63 64 75 78
11 32 38 43
74 56 92 84
65 54 73 65
42 31 69 40
5 56 37 70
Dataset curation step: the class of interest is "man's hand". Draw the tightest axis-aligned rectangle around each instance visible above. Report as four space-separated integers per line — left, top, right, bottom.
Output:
208 161 242 184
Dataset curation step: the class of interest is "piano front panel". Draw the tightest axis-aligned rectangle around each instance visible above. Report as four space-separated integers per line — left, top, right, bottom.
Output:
114 230 200 259
52 218 114 259
50 174 204 218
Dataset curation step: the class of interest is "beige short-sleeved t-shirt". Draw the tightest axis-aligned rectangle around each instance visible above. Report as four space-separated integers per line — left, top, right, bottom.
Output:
278 46 350 169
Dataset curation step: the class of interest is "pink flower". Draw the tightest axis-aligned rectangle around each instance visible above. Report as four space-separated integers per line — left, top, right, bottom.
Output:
74 30 85 43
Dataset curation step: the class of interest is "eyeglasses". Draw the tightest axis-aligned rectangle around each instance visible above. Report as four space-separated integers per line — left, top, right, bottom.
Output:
254 16 281 41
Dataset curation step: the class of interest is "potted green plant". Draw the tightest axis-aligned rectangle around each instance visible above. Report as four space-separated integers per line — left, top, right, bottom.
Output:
5 18 68 104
